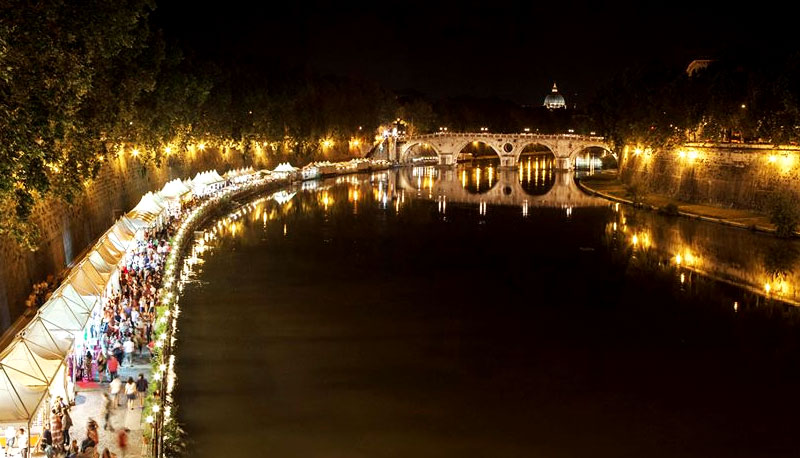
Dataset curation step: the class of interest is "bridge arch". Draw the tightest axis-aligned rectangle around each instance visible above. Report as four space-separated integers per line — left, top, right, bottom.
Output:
514 142 557 163
569 143 615 160
455 140 502 163
570 144 617 170
517 144 556 196
399 141 442 164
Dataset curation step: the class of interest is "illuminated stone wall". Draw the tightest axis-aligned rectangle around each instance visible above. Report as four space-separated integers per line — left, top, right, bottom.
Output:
620 143 800 210
0 149 269 331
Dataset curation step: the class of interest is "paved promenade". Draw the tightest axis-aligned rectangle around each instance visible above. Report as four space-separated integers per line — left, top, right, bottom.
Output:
20 352 153 458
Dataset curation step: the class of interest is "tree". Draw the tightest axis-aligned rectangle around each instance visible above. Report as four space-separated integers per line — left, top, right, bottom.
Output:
0 0 159 246
768 189 800 238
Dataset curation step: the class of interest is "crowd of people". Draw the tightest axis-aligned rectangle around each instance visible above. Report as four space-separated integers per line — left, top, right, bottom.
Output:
6 174 266 457
25 280 54 310
22 213 182 458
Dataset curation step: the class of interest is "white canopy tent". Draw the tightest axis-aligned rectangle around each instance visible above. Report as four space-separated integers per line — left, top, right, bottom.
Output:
273 162 297 173
190 170 225 195
0 333 68 424
0 181 166 425
160 179 192 201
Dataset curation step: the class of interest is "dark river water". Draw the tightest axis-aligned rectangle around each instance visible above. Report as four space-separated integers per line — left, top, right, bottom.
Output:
175 165 800 457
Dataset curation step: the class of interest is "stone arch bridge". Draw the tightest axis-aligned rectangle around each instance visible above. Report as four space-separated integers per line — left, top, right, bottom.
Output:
388 132 612 169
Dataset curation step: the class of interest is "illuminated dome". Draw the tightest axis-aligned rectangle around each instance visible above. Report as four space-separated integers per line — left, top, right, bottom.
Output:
543 82 566 109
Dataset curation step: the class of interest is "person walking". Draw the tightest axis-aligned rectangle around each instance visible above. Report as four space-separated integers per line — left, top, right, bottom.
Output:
110 375 122 407
102 393 115 431
5 426 15 455
107 354 119 382
116 428 129 458
18 428 28 458
50 408 63 451
62 406 73 447
97 352 107 382
84 419 99 457
83 351 93 382
135 373 148 407
125 377 137 410
123 338 135 367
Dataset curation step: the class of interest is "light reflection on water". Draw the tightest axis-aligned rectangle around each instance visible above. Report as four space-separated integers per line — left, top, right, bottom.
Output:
177 168 800 457
188 169 800 309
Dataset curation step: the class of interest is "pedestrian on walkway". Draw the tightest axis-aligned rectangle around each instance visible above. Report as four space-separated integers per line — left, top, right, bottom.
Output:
125 377 137 410
110 376 122 407
97 352 107 382
50 408 63 450
18 428 28 458
107 354 119 382
84 419 99 457
4 426 15 455
123 338 135 367
62 405 73 447
83 351 93 382
135 373 148 407
116 428 129 458
102 393 115 431
112 342 124 371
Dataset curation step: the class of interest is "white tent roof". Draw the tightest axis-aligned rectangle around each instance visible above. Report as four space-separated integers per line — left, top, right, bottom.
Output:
1 340 61 387
0 367 47 422
191 171 223 188
67 262 104 299
95 236 125 264
86 252 114 282
38 296 90 332
0 335 66 422
109 220 136 247
18 319 73 358
131 192 164 216
160 179 192 200
273 162 298 173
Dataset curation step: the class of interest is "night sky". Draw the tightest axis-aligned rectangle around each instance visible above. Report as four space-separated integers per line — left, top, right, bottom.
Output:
155 1 795 105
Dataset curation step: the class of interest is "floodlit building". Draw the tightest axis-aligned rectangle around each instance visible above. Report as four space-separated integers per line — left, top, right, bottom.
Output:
543 82 566 110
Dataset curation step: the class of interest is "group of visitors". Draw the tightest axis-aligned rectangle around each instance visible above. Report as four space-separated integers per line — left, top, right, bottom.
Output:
71 221 175 386
7 175 254 457
25 279 53 309
31 216 178 457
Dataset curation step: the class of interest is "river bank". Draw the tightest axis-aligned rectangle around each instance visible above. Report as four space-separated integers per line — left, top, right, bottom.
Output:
578 171 780 235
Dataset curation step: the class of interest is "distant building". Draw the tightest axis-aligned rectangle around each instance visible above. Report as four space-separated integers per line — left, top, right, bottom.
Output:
686 59 713 77
543 82 566 110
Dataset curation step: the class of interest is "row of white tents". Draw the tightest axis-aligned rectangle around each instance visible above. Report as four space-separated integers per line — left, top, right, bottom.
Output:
0 168 237 427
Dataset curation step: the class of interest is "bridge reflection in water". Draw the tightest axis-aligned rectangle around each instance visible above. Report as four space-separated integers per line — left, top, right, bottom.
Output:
396 164 606 209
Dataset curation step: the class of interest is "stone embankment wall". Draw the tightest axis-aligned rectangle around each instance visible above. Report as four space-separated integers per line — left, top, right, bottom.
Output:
0 149 270 331
620 143 800 210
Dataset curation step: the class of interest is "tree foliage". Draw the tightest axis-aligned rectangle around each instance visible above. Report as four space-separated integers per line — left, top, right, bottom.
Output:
0 1 396 248
0 0 162 246
591 48 800 149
